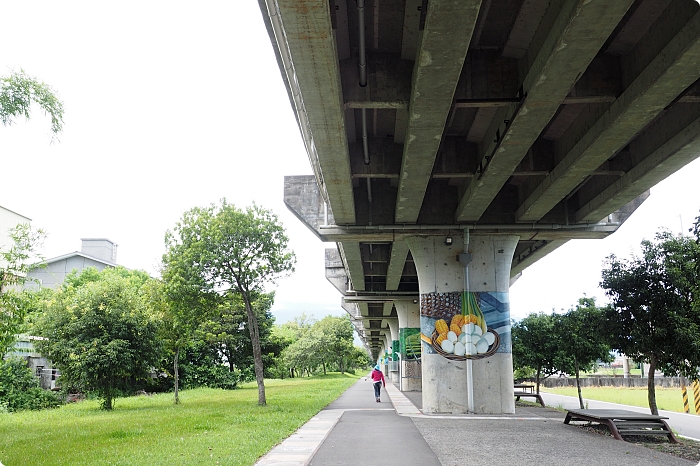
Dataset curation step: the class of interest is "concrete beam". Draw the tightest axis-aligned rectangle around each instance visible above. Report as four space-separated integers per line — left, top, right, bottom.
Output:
517 10 700 222
394 0 482 223
318 225 617 243
283 175 332 241
385 241 409 291
325 248 348 294
276 0 355 224
455 0 634 222
338 241 365 291
576 113 700 223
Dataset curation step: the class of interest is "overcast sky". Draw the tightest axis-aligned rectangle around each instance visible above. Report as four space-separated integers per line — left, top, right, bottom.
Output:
2 1 699 325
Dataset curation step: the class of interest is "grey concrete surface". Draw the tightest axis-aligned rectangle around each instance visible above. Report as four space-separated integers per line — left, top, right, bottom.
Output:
258 378 697 466
413 415 695 466
311 378 441 466
540 391 700 441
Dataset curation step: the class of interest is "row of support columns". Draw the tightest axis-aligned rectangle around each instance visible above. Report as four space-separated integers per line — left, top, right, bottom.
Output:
372 234 519 414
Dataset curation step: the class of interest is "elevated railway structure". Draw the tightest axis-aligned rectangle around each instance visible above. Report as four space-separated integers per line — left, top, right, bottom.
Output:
259 0 700 413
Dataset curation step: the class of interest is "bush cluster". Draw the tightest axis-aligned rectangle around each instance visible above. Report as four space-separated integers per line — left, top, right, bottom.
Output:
180 363 239 390
0 357 61 412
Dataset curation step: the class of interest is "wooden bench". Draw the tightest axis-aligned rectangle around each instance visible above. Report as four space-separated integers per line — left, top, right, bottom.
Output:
564 409 679 443
513 384 545 407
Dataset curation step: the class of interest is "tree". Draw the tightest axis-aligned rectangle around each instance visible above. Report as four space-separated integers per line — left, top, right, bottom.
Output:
35 268 161 410
313 316 355 374
1 70 64 136
511 312 566 394
601 230 700 415
0 224 46 357
163 200 295 405
555 297 613 409
159 247 219 404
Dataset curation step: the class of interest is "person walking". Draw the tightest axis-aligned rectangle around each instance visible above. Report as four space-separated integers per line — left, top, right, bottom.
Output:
371 364 386 402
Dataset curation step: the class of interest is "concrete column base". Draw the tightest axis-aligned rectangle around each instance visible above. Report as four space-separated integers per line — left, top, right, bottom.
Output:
400 359 422 392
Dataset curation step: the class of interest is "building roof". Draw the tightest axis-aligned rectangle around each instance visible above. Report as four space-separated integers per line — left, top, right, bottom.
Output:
0 205 31 222
36 251 116 267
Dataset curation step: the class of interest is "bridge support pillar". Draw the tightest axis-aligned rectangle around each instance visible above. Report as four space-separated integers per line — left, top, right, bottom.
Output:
388 319 400 383
395 300 422 391
406 234 518 414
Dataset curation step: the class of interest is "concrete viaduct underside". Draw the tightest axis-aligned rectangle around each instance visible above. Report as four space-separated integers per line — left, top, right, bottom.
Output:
258 0 700 364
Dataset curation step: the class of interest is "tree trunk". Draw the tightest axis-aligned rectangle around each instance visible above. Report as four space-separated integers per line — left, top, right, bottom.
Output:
103 384 113 410
648 356 658 415
322 361 326 375
174 346 180 405
575 359 584 409
535 366 541 394
243 293 266 405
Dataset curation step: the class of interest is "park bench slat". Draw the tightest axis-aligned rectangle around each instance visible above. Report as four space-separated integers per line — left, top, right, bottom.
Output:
613 429 672 435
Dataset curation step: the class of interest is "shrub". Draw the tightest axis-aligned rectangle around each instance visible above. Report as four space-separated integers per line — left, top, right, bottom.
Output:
180 363 238 390
0 357 61 412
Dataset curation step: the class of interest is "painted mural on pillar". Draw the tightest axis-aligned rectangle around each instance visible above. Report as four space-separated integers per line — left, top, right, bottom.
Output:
399 327 421 359
392 339 400 356
419 291 511 359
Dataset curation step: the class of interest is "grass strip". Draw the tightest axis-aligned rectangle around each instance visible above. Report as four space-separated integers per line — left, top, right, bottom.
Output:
0 372 360 466
542 386 692 414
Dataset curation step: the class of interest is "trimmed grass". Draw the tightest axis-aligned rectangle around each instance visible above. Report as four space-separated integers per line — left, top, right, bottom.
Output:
541 386 694 414
0 372 360 466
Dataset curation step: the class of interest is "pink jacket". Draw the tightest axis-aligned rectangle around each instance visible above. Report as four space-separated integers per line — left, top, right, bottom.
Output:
371 369 385 386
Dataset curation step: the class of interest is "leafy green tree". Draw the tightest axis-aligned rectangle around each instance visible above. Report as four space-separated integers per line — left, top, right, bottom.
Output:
201 292 277 374
511 312 566 394
282 334 323 377
554 297 613 409
601 230 700 415
0 224 46 357
163 200 295 405
313 316 355 374
1 70 64 136
161 211 222 404
35 269 161 410
346 345 371 372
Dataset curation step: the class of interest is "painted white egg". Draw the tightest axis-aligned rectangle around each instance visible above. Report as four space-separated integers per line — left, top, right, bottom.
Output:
461 324 469 335
483 331 496 346
441 339 455 353
459 333 467 344
472 326 483 337
465 343 477 356
465 323 475 335
447 331 458 342
453 342 466 356
476 339 489 354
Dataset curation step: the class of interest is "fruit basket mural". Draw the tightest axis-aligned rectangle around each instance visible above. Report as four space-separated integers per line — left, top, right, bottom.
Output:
420 291 506 360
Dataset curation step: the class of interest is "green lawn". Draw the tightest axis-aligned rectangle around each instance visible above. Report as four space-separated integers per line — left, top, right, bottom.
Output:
541 386 695 414
0 373 360 466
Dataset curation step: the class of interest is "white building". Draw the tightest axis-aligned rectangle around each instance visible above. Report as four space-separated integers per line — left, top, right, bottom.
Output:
26 238 118 289
0 205 32 270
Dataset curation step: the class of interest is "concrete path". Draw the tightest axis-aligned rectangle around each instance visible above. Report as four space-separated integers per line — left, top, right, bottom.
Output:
540 391 700 441
256 377 697 466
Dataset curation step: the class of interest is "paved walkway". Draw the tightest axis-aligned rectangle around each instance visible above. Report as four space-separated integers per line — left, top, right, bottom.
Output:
255 377 696 466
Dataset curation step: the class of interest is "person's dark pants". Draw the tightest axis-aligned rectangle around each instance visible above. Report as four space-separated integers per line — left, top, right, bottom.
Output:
373 381 382 398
